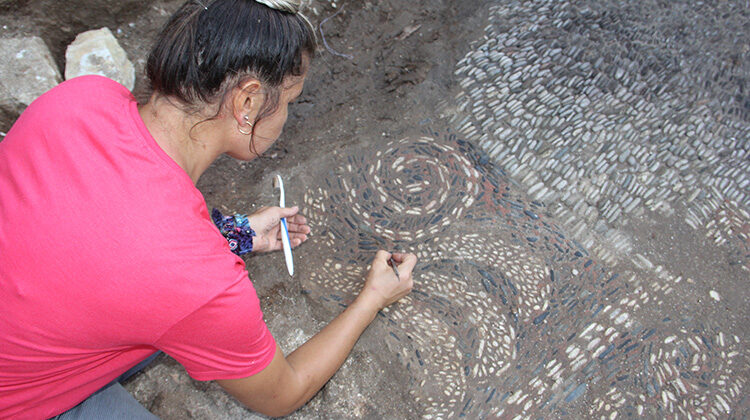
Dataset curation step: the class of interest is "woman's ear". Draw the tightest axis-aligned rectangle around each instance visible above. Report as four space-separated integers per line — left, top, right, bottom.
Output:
231 79 263 124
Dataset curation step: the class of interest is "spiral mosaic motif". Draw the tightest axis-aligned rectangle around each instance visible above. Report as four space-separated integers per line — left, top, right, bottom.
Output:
628 328 745 418
304 137 483 245
298 129 746 418
302 134 558 417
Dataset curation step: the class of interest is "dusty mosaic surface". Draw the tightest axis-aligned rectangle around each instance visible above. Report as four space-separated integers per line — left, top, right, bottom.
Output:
444 0 750 269
298 131 747 419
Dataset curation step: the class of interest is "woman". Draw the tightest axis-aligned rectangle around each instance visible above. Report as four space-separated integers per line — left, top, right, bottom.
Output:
0 0 417 418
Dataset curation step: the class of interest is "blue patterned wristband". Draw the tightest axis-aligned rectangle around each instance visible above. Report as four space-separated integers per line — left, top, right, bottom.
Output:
211 208 256 255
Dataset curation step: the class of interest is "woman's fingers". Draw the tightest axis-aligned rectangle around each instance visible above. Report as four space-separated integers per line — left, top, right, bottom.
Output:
288 233 308 247
277 205 299 218
276 227 309 248
391 253 417 271
276 210 309 234
358 250 417 311
285 221 311 234
287 213 307 224
373 250 393 265
389 252 405 264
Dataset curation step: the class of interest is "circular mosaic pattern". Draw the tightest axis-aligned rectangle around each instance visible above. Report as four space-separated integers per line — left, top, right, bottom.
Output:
628 328 746 419
428 232 552 322
299 131 746 418
304 137 483 244
302 135 562 418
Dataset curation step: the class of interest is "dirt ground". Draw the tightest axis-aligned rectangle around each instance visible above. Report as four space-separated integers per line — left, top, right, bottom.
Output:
1 0 747 418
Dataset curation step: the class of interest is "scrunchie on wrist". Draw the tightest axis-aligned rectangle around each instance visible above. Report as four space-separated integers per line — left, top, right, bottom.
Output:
211 208 256 255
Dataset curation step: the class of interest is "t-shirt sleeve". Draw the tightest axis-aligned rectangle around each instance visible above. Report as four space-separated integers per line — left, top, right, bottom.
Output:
154 272 277 381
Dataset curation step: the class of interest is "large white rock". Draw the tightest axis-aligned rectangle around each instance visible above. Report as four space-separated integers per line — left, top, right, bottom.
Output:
0 36 62 115
65 27 135 91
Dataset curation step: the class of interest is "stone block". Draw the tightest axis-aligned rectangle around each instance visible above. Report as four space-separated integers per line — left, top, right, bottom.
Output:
65 27 135 91
0 36 62 116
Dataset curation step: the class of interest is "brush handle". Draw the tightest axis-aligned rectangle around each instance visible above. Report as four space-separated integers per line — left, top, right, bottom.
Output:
275 175 294 276
280 218 294 276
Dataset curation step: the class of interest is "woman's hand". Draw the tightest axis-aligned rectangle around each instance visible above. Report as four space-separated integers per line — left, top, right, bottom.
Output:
246 206 310 253
355 250 417 312
217 249 417 417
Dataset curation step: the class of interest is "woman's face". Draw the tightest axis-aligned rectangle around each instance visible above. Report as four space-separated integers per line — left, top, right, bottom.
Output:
228 75 306 161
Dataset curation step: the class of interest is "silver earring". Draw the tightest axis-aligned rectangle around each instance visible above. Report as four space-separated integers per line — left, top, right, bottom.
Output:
238 115 253 135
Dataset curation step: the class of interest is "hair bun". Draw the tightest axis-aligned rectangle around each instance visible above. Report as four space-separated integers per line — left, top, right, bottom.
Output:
254 0 301 14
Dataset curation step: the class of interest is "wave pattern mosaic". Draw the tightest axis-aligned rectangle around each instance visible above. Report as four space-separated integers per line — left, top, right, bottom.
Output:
300 132 747 418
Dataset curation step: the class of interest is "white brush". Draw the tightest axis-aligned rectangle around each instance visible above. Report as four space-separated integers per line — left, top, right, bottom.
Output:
274 174 294 276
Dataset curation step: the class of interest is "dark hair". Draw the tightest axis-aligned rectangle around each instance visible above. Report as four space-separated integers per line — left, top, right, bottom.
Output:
146 0 316 137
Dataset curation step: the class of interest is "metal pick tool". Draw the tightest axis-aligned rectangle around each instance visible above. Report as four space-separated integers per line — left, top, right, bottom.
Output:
388 256 400 281
274 175 294 277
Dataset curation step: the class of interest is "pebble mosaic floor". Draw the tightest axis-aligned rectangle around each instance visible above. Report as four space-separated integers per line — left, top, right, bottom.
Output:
296 1 749 418
444 0 750 268
299 130 747 419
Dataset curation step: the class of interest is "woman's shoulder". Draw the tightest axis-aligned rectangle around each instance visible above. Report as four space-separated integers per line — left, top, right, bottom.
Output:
8 75 137 142
38 75 133 104
30 75 134 116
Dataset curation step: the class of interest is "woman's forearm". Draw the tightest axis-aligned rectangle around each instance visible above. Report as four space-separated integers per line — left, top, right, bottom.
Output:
285 295 379 409
217 253 415 417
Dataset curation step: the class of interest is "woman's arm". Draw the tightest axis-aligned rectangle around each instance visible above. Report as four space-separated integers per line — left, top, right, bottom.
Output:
216 251 417 417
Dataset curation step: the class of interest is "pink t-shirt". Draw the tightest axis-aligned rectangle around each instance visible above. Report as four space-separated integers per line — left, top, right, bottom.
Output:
0 76 277 419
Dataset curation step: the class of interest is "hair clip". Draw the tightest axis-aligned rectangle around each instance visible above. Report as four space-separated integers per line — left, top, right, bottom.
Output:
255 0 298 14
196 0 208 10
